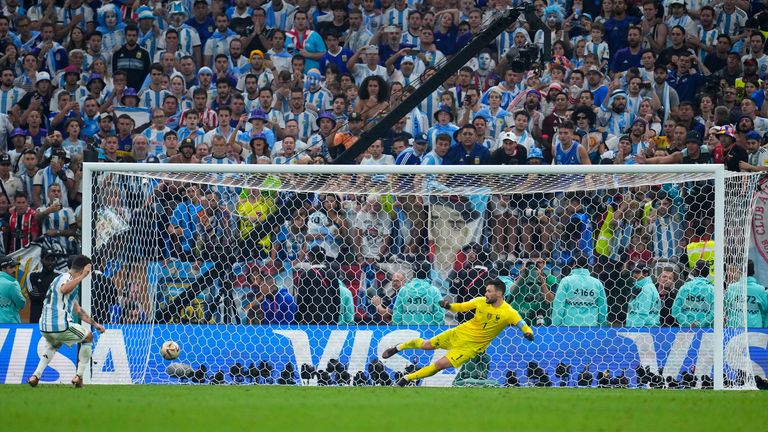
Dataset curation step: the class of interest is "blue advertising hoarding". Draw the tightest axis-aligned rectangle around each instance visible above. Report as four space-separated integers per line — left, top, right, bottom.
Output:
1 324 766 386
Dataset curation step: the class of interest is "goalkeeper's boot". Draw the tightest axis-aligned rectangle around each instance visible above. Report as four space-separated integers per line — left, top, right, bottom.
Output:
396 376 409 387
27 375 39 387
72 375 84 388
382 346 399 359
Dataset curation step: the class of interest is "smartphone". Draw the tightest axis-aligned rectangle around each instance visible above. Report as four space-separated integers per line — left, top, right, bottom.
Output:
406 49 419 56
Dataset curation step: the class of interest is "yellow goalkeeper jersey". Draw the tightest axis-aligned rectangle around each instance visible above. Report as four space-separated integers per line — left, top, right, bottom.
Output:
449 297 527 350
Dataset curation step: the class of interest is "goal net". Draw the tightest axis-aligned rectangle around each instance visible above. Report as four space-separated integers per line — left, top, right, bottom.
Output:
82 163 760 389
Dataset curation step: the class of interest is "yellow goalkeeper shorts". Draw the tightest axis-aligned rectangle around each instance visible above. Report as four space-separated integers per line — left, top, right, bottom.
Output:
429 329 482 368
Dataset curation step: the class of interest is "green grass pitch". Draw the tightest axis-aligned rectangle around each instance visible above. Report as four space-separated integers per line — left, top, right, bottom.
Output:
3 385 765 432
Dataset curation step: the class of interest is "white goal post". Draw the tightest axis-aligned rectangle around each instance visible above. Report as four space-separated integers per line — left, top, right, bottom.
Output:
80 162 759 389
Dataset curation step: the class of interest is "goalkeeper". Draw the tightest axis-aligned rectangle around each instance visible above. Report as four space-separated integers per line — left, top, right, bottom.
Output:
382 279 534 386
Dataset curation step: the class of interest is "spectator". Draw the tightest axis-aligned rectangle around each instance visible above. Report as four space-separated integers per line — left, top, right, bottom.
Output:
656 266 680 327
725 259 768 327
287 10 327 73
0 255 23 323
27 248 60 323
445 123 491 165
112 25 150 91
237 187 277 260
35 183 77 252
168 184 202 260
392 262 445 325
8 192 38 253
193 189 240 322
551 255 608 326
296 245 340 325
450 243 491 322
626 264 662 327
0 153 21 204
245 269 297 325
354 194 392 264
505 255 557 326
672 260 714 327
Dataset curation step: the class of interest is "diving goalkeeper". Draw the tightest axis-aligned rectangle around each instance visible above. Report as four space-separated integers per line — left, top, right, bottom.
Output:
382 278 534 386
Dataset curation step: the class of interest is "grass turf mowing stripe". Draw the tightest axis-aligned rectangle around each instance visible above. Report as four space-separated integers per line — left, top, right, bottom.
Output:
2 386 764 432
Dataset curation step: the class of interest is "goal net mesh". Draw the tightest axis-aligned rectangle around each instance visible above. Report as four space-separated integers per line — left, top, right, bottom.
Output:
86 167 759 389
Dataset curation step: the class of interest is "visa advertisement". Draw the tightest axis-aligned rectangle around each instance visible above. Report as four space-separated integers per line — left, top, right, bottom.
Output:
0 325 767 386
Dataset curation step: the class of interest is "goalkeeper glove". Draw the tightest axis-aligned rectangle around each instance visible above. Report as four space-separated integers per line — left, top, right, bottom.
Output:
439 299 451 310
524 332 534 342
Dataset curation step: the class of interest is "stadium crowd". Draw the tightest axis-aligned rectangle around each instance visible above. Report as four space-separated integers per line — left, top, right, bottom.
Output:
0 0 768 328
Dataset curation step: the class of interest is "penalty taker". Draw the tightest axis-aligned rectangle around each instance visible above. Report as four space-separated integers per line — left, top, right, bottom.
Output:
382 278 534 386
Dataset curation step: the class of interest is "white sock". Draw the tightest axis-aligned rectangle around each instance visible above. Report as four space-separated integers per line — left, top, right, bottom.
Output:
33 341 59 378
76 343 92 378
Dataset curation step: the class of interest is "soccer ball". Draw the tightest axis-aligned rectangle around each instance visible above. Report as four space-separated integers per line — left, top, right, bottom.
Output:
160 341 180 360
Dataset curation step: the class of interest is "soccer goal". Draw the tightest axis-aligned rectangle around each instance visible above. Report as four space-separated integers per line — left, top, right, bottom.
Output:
80 163 761 389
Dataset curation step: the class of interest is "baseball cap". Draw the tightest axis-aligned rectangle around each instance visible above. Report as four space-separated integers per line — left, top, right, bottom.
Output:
51 148 70 162
198 67 213 76
10 128 25 138
365 45 379 54
413 133 428 144
179 138 196 149
499 131 517 143
668 0 685 5
744 58 758 66
99 112 114 121
249 50 265 60
0 255 18 268
401 55 416 64
35 71 51 82
746 130 762 141
0 154 10 164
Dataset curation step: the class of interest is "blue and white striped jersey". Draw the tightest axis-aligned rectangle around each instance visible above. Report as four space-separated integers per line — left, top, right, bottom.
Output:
177 127 206 146
696 25 719 63
101 28 125 54
283 110 317 141
714 5 747 37
384 7 410 27
142 126 171 156
419 91 442 128
264 1 296 30
40 273 77 333
57 5 93 32
0 87 25 114
33 167 73 208
139 89 172 110
401 32 420 46
160 26 202 56
649 213 684 259
36 206 76 250
305 88 333 112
